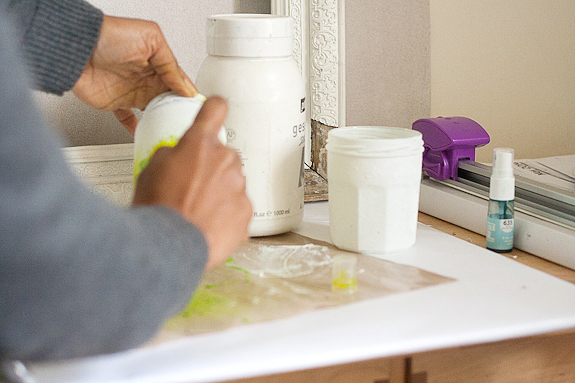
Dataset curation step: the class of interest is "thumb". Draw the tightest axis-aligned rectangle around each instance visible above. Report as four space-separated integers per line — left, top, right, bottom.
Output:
148 37 198 98
177 97 228 148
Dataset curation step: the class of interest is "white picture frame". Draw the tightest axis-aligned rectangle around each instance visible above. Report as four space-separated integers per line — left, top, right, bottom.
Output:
272 0 345 128
62 143 135 207
62 141 329 205
272 0 345 174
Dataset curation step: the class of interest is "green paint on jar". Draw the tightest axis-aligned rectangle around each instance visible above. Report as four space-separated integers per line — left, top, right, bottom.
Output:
133 136 180 183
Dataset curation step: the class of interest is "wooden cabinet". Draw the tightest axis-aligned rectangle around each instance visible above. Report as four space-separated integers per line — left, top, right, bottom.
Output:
218 357 406 383
411 331 575 383
219 330 575 383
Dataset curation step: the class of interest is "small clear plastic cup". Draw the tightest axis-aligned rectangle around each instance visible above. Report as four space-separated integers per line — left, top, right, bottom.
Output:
331 254 358 294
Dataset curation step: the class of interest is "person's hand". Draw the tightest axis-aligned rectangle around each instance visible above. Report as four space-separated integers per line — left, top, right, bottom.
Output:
72 15 197 134
132 97 252 270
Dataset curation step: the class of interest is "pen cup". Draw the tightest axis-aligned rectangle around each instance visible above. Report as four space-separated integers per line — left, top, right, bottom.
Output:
326 126 424 254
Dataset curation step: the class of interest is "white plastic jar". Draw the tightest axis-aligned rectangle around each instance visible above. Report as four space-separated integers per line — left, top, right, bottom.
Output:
326 127 424 254
133 92 207 183
196 14 307 237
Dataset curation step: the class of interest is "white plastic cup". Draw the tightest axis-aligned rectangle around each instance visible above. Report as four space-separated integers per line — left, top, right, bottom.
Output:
326 126 424 254
331 254 358 294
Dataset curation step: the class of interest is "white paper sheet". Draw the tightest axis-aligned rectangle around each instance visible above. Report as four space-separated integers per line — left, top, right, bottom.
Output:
514 154 575 192
29 202 575 383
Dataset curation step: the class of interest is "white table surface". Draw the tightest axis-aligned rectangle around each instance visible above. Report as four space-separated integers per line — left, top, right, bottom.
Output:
31 201 575 383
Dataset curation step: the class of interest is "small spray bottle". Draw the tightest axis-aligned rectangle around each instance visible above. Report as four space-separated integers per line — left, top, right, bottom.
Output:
486 148 515 252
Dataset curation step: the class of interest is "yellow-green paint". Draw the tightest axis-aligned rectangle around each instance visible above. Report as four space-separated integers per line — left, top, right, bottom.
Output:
332 269 358 292
179 288 238 318
133 136 180 183
225 257 251 283
177 259 252 319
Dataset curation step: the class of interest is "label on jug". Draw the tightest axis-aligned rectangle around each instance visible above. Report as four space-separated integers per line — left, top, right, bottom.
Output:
225 97 305 236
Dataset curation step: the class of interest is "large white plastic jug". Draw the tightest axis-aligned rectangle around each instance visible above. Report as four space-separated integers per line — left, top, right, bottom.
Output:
196 14 307 237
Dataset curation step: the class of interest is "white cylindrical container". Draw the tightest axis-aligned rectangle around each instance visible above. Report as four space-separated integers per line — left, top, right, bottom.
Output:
196 14 307 237
326 127 424 254
134 92 207 182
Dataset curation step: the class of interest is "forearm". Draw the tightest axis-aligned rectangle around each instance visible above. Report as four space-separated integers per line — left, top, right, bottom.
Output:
0 16 207 361
0 202 207 361
1 0 103 94
0 141 208 361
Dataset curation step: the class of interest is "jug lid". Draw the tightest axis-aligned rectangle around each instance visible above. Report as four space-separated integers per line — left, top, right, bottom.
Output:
206 14 293 58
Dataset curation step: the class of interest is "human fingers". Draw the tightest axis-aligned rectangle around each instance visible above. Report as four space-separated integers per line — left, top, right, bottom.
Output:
177 97 249 266
113 109 139 134
204 194 252 270
179 67 199 97
200 157 251 270
147 27 198 98
176 97 228 150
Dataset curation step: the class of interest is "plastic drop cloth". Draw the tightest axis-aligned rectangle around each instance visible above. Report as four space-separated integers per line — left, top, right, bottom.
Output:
162 233 453 337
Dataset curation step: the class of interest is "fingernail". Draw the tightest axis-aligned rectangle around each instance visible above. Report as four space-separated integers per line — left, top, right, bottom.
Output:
185 78 198 97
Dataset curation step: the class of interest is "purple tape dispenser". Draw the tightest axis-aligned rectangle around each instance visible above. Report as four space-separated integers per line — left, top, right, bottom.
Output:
412 117 490 181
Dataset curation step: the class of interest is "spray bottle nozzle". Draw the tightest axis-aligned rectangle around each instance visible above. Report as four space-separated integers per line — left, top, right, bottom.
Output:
490 147 515 201
492 148 514 178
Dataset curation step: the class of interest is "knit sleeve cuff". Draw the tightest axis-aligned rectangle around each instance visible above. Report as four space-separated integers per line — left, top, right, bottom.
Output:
24 0 103 95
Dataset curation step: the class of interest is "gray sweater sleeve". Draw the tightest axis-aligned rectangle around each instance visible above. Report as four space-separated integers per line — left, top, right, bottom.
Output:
2 0 103 94
0 8 208 361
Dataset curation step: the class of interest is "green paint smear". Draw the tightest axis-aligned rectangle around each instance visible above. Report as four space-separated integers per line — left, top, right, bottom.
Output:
179 288 237 318
133 136 180 183
177 260 253 319
224 257 251 282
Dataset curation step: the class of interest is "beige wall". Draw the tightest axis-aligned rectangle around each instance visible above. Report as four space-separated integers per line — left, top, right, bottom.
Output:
430 0 575 162
345 0 430 130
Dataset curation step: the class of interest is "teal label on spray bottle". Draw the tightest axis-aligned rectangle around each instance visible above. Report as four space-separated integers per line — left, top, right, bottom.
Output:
487 217 514 251
486 200 514 252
